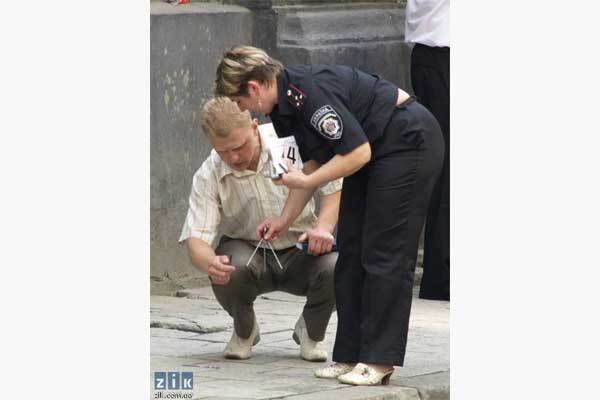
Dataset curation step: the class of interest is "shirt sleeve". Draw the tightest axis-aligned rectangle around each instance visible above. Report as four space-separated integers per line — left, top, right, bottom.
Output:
178 161 222 248
317 177 343 196
302 80 369 156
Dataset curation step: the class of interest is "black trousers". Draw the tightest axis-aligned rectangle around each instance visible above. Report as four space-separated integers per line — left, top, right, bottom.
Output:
332 100 444 365
411 43 451 301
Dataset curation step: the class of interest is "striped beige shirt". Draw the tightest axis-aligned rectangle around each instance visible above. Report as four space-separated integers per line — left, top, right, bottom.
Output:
179 124 343 250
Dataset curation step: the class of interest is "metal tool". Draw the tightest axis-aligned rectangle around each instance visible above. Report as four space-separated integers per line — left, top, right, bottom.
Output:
245 227 284 270
266 239 285 270
245 237 264 267
278 162 289 173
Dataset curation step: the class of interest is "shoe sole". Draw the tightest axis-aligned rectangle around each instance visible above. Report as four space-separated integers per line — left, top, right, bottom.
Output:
338 371 393 386
224 353 248 360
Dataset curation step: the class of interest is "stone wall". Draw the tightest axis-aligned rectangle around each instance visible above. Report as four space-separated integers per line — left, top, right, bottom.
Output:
151 3 253 292
150 1 412 294
272 2 411 89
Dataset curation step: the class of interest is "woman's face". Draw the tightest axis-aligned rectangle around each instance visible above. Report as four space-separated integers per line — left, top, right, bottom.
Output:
231 80 276 116
231 94 261 115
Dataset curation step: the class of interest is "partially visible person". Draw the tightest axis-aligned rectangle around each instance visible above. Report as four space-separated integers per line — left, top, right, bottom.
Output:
406 0 450 301
179 97 342 361
214 45 444 386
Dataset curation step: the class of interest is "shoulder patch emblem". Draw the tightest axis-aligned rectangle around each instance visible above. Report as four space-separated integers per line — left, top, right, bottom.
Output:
310 105 343 140
286 84 306 110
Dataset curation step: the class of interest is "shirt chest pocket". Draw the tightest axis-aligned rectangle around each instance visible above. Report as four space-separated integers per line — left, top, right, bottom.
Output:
219 180 260 219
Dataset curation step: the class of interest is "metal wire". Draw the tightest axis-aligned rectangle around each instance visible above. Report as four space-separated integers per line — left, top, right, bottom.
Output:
246 237 264 267
245 228 284 270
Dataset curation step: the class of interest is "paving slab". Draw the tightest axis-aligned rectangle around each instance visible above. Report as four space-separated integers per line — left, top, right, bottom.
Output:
279 385 421 400
151 295 229 334
150 288 449 400
392 371 450 400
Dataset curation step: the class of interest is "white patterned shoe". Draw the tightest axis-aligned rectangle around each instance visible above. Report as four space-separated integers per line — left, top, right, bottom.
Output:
314 363 355 379
292 316 328 362
223 319 260 360
337 363 394 386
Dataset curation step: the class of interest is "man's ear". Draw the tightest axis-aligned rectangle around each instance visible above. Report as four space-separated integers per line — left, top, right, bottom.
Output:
251 118 259 129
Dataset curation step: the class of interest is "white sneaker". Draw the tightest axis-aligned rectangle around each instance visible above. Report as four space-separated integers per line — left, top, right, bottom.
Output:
292 316 328 362
223 319 260 360
314 363 355 379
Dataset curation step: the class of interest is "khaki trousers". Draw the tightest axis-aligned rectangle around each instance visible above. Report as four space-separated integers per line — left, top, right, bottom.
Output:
212 237 337 341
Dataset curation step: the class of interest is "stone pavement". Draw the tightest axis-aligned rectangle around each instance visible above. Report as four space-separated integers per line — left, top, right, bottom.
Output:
150 287 449 400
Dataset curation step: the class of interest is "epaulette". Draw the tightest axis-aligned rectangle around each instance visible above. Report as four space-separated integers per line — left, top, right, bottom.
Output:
286 84 306 110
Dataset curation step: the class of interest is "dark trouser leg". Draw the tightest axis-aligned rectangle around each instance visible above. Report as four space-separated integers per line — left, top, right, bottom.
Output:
277 249 337 341
411 43 451 301
211 238 274 339
359 106 444 365
332 169 368 363
421 156 450 300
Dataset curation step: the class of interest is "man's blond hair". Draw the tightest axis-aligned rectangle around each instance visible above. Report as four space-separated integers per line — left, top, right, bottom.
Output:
214 45 283 97
201 97 251 138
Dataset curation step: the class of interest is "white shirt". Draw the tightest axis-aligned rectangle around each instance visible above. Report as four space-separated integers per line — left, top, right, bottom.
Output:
179 124 343 250
405 0 450 47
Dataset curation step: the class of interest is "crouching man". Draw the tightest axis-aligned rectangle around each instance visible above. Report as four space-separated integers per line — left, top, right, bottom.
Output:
179 97 341 361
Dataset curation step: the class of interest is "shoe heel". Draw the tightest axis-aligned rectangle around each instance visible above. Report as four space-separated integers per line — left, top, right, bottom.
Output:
253 332 261 345
381 372 392 385
292 332 300 345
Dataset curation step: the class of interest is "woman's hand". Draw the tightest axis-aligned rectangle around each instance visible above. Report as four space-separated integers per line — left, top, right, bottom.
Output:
274 162 316 189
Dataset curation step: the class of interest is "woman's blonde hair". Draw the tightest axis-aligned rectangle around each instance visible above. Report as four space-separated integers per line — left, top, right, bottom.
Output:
214 45 283 97
201 97 251 138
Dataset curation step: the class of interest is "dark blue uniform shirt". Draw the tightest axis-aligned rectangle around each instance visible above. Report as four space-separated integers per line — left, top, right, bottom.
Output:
268 65 401 165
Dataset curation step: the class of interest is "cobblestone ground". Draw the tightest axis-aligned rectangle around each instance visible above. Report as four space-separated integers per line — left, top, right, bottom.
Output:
150 287 449 400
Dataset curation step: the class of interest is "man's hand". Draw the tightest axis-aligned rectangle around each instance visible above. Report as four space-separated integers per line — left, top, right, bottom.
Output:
207 255 235 285
257 218 290 242
298 227 334 255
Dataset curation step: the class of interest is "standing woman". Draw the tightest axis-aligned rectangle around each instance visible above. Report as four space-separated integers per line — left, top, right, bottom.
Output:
214 45 444 386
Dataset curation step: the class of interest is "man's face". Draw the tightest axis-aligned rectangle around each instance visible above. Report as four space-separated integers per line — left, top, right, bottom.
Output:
210 122 260 171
